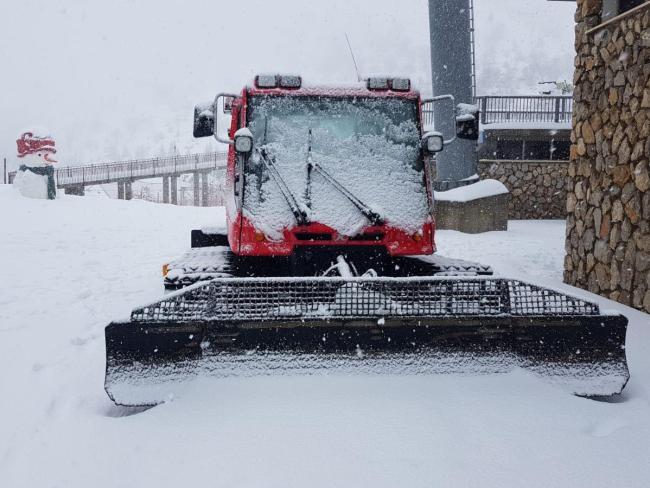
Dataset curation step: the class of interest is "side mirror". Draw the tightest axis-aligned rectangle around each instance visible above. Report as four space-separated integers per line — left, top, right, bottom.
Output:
234 128 253 155
422 131 444 153
193 103 214 138
456 103 480 141
195 93 240 144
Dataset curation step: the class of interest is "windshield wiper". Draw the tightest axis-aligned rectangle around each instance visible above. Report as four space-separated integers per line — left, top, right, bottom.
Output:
304 129 314 208
312 162 384 226
257 147 309 226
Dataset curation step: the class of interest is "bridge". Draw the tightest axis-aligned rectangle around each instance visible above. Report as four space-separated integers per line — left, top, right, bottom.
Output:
9 152 227 205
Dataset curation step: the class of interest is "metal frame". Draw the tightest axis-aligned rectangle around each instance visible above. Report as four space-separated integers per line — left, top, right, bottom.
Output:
421 94 457 144
213 93 239 145
129 276 602 323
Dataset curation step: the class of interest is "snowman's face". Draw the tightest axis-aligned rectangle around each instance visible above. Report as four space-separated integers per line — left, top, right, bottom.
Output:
20 150 57 166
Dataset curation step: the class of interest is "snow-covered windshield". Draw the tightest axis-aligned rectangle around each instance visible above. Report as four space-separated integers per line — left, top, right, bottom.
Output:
243 95 429 239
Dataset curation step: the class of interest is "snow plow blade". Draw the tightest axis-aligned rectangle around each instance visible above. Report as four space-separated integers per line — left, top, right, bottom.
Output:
105 277 629 406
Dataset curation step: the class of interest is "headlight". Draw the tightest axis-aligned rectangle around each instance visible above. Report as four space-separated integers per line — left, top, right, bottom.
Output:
423 132 444 153
235 135 253 153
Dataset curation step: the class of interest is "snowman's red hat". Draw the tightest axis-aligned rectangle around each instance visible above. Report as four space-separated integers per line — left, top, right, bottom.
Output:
16 132 57 158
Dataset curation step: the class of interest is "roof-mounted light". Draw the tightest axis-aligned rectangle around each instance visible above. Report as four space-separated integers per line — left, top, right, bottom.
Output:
367 77 389 90
367 77 412 92
278 75 302 89
390 78 411 91
255 74 278 89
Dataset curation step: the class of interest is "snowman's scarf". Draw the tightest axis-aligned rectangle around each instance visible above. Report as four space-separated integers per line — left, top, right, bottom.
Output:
19 164 56 200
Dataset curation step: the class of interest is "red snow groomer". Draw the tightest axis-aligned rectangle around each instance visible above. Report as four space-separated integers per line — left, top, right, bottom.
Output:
104 75 628 406
214 77 436 259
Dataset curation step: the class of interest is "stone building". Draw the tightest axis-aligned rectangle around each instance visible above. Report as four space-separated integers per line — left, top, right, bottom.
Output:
566 0 650 312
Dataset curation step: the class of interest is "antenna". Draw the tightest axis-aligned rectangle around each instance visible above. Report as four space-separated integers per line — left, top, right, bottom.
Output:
344 33 362 82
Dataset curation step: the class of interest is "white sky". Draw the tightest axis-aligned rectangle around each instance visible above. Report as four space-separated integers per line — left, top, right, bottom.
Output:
0 0 576 168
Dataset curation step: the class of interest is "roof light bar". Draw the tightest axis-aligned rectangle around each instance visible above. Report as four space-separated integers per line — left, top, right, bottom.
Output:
390 78 411 91
255 74 278 89
255 74 302 89
367 77 411 92
278 75 302 89
367 77 390 90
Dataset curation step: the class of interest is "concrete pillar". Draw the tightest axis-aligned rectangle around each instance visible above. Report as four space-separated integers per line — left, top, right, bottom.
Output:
125 181 133 200
170 176 178 205
428 0 478 189
201 171 209 207
193 172 200 206
162 176 170 204
117 181 125 200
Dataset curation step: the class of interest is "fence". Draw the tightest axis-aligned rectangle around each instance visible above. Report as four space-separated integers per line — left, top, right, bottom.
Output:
421 95 573 127
8 152 228 187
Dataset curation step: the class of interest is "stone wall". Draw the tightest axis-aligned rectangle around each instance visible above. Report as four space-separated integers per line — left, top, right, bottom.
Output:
565 0 650 313
478 160 568 219
435 193 509 233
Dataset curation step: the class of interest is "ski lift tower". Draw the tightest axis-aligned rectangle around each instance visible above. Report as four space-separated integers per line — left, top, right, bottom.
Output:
428 0 478 190
427 0 510 232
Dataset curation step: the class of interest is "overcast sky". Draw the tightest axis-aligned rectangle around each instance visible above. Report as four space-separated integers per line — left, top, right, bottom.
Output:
0 0 576 168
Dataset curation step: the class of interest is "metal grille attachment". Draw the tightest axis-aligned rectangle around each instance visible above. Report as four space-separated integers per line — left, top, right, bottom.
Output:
130 277 600 323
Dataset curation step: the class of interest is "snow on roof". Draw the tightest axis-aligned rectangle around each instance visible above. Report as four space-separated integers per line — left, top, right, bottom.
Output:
434 179 509 203
247 84 420 100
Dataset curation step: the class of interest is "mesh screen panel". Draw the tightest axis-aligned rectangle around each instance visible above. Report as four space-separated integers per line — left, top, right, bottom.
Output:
130 278 600 323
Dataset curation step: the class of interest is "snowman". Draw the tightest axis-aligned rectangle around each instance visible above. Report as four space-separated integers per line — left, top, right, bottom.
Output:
13 131 58 200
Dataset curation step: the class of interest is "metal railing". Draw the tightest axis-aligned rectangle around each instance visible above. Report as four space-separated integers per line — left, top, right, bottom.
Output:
8 151 228 187
477 96 572 125
421 95 573 128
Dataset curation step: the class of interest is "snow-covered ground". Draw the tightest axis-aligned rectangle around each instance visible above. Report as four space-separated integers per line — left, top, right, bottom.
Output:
1 184 649 488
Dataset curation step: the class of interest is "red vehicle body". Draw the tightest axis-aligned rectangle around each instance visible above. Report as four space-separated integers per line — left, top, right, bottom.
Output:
221 80 436 258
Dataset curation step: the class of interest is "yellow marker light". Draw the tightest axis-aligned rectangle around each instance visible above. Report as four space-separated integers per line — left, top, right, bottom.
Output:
412 233 423 242
254 232 266 242
162 263 169 277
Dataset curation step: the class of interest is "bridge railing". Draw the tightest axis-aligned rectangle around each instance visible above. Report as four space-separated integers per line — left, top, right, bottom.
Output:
8 152 228 187
421 95 573 128
476 95 573 125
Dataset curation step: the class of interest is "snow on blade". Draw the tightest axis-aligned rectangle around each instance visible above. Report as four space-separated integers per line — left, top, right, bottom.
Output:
105 351 630 407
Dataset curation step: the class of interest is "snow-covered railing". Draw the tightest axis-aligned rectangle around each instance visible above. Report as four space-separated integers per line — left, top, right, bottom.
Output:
421 96 573 128
8 152 228 187
477 96 572 125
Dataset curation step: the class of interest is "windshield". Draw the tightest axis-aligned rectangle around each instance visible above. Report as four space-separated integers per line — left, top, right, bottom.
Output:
244 95 428 238
248 96 421 160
